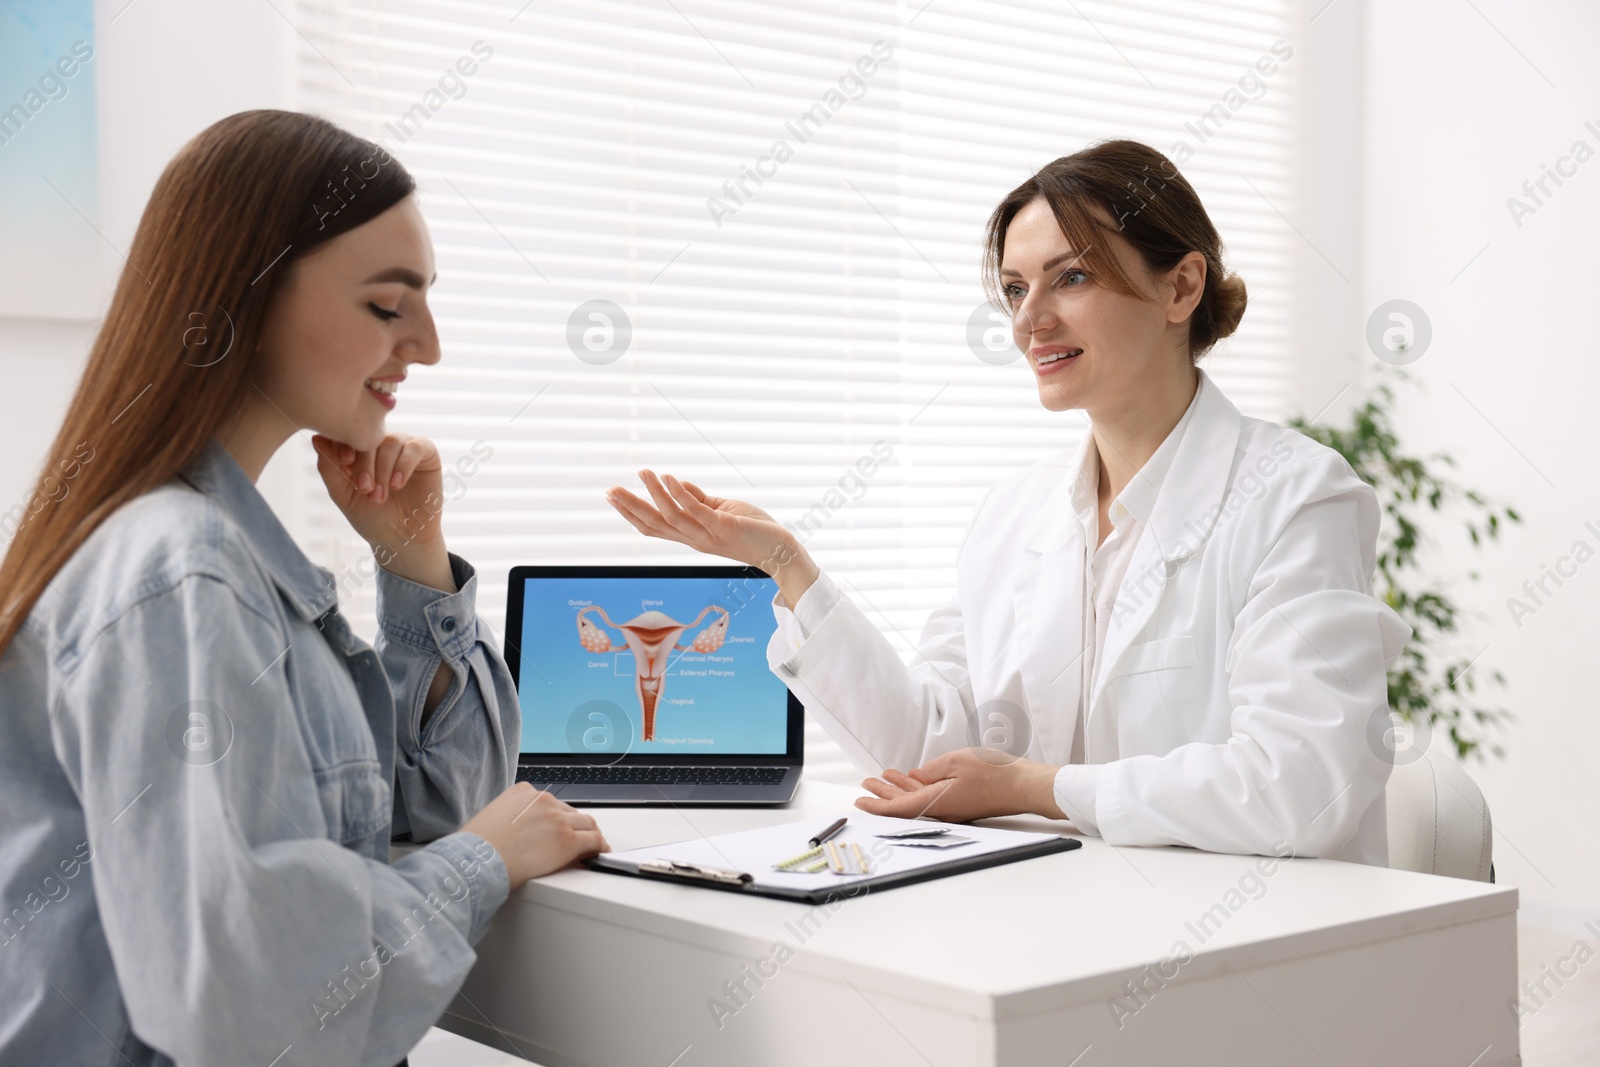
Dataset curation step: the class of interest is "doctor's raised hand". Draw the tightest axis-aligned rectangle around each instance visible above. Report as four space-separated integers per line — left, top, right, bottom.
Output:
605 470 823 612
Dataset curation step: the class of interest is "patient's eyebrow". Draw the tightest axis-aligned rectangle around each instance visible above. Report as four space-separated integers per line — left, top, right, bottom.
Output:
363 267 436 289
999 249 1085 277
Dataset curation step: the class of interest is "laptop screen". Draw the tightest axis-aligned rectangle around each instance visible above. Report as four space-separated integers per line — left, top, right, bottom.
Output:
506 567 796 760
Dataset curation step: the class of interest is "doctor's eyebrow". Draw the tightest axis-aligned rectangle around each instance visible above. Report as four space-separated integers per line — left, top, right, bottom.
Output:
362 267 437 289
999 249 1087 277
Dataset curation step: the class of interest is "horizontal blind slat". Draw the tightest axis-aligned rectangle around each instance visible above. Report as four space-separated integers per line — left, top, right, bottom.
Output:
294 0 1299 695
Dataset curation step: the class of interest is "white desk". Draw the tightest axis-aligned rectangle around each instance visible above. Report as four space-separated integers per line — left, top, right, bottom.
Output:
436 780 1519 1066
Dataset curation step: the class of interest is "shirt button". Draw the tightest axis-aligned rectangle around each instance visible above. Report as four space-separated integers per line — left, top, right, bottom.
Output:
441 617 457 633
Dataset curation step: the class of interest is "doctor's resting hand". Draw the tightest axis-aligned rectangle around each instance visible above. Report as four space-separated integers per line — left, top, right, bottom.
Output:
606 469 822 612
856 749 1067 824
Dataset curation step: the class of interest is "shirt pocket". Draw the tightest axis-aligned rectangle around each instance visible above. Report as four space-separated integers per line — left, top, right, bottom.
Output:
314 759 392 845
1115 634 1199 675
1106 634 1201 757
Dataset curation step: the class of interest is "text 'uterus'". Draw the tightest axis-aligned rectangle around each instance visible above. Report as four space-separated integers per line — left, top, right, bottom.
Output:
576 605 730 741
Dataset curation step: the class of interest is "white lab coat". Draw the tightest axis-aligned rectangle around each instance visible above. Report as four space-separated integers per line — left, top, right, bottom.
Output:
767 370 1411 865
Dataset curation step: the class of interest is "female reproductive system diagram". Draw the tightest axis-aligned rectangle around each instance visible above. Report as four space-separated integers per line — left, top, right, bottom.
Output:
576 603 730 741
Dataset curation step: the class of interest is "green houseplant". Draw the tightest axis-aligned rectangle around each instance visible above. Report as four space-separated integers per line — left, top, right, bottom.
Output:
1288 370 1520 761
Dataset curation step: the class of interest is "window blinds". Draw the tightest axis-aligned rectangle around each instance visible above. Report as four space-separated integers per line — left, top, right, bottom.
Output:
294 0 1300 783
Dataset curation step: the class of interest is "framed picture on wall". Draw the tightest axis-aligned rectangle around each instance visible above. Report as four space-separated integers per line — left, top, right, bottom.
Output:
0 0 102 320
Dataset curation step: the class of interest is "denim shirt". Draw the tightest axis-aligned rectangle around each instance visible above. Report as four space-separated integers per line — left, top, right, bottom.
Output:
0 439 519 1066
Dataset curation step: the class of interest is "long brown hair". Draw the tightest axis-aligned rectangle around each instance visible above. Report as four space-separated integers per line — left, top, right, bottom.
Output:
982 138 1247 362
0 110 415 657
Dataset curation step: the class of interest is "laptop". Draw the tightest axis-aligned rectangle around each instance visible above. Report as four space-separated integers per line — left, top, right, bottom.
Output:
503 565 804 805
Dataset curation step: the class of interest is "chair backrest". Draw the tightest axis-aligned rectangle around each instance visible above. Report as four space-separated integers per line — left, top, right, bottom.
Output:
1385 742 1493 881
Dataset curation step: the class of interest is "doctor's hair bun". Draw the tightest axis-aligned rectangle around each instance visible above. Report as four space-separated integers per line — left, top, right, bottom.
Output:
983 139 1248 363
1195 271 1248 354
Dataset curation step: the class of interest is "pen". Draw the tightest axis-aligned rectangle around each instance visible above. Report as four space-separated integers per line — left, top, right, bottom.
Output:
808 817 848 848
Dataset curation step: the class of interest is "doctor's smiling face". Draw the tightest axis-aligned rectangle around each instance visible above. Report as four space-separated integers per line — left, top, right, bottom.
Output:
999 196 1205 420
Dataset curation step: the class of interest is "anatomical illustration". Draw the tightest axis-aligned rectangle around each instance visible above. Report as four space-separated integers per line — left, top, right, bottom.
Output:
576 604 730 740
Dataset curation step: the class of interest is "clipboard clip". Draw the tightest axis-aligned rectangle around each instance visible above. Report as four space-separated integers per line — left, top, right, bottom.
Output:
639 859 754 887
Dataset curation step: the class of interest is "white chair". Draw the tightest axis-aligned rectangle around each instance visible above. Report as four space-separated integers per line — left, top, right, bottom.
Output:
1385 742 1494 882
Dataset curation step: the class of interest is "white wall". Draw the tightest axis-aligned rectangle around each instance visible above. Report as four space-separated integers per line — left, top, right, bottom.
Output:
1362 0 1600 920
0 319 96 513
1290 0 1368 428
0 0 301 532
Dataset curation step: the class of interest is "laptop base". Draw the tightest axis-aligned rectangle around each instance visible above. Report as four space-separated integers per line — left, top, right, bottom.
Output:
515 765 802 806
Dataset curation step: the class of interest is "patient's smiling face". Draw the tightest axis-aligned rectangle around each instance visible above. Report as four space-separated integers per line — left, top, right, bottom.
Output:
998 197 1200 420
253 195 441 453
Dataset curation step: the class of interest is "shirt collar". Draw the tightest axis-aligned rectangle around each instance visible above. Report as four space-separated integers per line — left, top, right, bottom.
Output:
1068 377 1205 530
177 439 337 622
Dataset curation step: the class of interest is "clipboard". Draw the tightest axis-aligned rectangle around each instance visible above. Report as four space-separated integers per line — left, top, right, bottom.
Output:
583 812 1081 904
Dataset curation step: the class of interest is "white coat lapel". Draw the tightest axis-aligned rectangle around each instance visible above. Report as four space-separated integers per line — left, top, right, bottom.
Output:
1088 371 1244 714
1010 448 1088 763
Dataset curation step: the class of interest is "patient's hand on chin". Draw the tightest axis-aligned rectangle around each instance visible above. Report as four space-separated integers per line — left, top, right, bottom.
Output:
311 431 446 551
855 748 1046 823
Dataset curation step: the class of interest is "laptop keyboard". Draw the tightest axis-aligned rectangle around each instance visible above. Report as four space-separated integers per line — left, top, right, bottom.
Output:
516 765 788 787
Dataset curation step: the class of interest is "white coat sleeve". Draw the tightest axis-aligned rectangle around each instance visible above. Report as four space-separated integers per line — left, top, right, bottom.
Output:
1088 459 1412 858
1053 766 1104 835
765 494 998 775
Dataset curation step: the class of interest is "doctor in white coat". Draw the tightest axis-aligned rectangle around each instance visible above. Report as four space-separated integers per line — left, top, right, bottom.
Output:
607 139 1411 866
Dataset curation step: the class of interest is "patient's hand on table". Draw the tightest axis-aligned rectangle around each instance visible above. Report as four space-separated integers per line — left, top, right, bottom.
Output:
855 748 1066 824
463 783 611 889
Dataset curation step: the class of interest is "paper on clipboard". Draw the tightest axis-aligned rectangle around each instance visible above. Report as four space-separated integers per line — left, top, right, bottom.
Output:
590 811 1071 896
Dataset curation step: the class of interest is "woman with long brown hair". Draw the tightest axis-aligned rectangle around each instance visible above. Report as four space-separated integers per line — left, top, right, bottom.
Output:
0 110 607 1065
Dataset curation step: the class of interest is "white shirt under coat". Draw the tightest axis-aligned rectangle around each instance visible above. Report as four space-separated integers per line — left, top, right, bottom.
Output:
767 369 1411 865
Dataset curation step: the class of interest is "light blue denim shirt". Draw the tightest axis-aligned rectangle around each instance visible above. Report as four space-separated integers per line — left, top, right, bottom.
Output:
0 438 519 1066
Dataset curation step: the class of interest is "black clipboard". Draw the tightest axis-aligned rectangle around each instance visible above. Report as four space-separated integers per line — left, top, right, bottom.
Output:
584 834 1081 904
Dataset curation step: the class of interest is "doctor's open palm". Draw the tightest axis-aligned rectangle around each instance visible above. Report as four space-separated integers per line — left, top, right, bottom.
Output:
606 470 817 591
